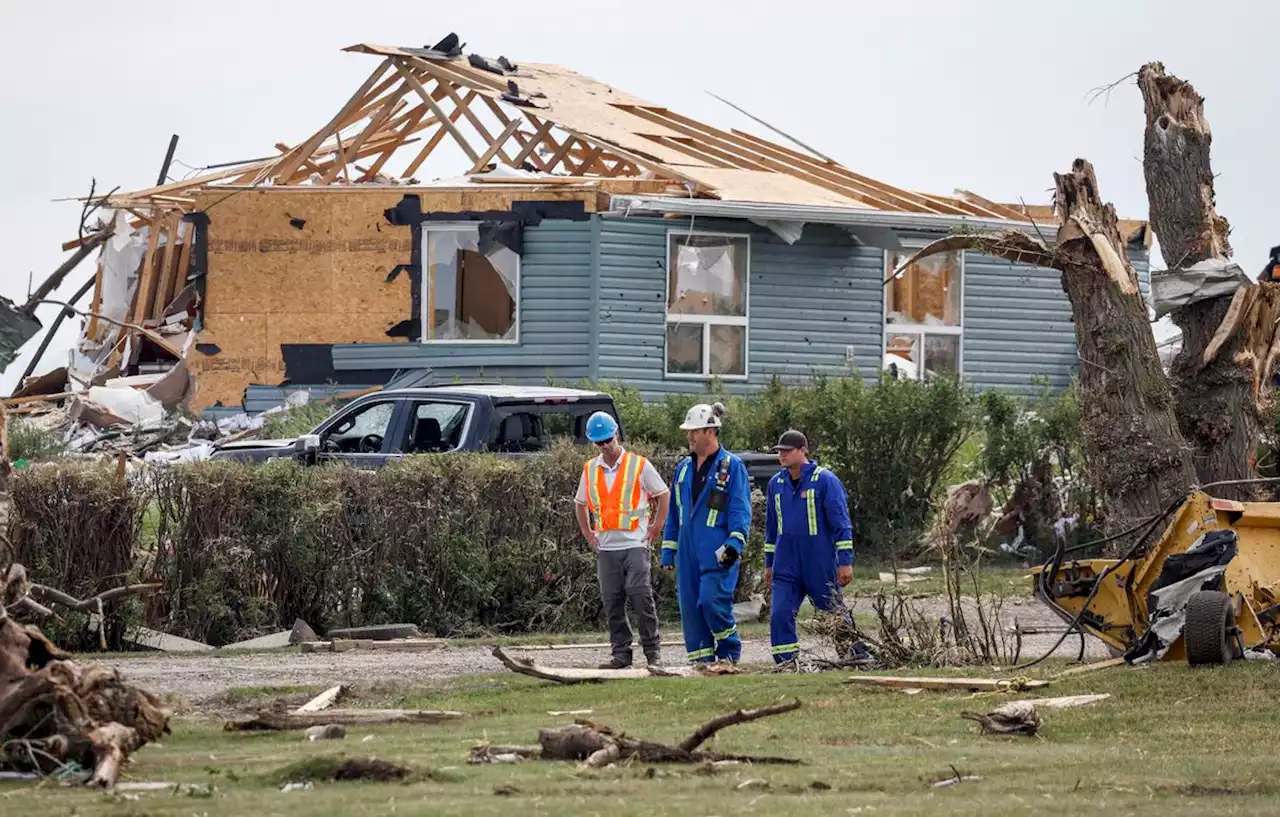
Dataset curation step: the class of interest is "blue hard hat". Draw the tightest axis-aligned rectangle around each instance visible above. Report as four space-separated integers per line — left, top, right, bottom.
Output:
585 411 619 443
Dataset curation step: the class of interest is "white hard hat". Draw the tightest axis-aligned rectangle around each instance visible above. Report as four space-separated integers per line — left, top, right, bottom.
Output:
679 402 726 431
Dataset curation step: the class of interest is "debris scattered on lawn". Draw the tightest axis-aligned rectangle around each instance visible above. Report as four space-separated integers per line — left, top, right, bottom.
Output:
295 684 347 713
547 709 594 716
223 629 295 651
960 701 1042 736
0 561 171 787
471 700 805 766
305 724 348 741
115 781 177 791
879 572 929 584
122 625 215 653
226 708 466 732
1008 693 1111 710
494 785 521 796
844 675 1048 693
1051 656 1127 678
932 765 984 787
736 778 770 791
491 645 699 684
280 781 314 793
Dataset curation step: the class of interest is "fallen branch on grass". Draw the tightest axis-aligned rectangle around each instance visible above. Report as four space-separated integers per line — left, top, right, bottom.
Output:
0 561 171 787
471 700 805 766
491 645 699 683
960 701 1042 736
225 708 466 732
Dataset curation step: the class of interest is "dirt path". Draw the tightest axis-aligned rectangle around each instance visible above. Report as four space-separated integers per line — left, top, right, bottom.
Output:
100 596 1108 709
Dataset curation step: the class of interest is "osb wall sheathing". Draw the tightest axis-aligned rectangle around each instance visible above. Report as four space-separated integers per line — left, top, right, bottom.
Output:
190 185 600 409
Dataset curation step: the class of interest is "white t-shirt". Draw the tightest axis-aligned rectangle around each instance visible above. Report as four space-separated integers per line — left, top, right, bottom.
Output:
575 449 669 551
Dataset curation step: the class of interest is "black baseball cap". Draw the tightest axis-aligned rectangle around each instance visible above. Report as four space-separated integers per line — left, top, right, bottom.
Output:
772 429 808 451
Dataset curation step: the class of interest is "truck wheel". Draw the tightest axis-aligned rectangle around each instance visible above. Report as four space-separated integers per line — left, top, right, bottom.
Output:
1184 590 1235 667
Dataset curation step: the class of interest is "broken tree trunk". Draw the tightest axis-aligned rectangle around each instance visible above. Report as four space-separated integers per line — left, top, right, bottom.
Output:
1053 159 1199 528
893 160 1198 532
0 562 171 786
1138 62 1275 498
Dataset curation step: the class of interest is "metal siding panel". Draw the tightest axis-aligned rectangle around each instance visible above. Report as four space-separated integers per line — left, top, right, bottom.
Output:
595 217 883 396
330 219 594 380
961 252 1077 393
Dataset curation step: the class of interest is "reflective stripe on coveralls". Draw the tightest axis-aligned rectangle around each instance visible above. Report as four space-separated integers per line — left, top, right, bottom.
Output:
765 462 854 663
660 448 752 663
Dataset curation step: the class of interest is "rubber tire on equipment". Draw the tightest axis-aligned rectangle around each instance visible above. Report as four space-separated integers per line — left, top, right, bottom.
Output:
1184 590 1235 667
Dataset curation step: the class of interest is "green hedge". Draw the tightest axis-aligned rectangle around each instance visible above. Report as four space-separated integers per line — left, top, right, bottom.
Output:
10 445 766 646
8 374 1089 647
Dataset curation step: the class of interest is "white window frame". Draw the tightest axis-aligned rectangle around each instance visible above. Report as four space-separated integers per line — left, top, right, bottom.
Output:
420 222 521 346
881 247 965 380
663 230 750 381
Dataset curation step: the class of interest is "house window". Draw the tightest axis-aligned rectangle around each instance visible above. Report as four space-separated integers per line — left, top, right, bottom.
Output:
422 224 519 343
883 249 963 380
665 232 749 378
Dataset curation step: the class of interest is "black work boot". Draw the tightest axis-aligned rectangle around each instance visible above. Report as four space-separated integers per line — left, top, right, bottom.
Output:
598 654 632 669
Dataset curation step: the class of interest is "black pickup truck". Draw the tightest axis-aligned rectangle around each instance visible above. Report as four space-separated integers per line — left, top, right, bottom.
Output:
211 384 782 490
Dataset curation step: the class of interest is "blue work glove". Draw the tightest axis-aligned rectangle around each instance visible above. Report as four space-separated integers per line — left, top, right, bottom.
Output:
715 543 740 569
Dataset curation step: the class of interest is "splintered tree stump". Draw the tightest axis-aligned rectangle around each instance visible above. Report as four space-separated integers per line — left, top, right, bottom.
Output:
1139 61 1270 497
1053 159 1198 529
0 561 172 786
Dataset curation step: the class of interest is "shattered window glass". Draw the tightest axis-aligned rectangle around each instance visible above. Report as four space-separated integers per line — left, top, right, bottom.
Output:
424 227 518 342
886 250 961 327
665 233 749 378
884 250 963 381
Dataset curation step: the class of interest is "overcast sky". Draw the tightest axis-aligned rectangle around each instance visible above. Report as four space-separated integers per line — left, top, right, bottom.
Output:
2 0 1275 392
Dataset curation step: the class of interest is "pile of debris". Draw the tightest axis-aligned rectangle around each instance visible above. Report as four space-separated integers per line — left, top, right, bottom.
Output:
1 365 342 468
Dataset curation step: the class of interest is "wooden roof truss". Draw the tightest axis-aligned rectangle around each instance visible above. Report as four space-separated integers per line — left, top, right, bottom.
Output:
99 44 1034 222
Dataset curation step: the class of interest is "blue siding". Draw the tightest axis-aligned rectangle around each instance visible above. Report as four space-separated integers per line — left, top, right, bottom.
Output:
595 217 882 402
961 245 1152 396
331 219 594 379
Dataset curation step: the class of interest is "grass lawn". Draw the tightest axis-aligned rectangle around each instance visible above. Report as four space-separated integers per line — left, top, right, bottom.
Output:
7 660 1280 816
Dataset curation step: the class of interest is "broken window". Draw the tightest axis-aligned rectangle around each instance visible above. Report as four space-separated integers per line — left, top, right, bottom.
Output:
665 233 749 378
422 225 519 343
884 250 963 380
321 400 395 454
401 400 471 453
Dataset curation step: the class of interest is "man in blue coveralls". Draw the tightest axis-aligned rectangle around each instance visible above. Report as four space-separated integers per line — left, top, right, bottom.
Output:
765 429 869 667
660 402 752 666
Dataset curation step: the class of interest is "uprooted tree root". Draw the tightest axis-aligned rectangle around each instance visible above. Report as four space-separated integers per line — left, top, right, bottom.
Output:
470 700 804 767
0 559 170 787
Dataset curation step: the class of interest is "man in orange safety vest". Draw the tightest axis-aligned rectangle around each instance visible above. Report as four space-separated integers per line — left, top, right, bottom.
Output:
575 410 670 669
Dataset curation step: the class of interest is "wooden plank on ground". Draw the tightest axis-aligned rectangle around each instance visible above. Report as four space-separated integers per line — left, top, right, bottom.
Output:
1008 694 1112 710
225 708 465 732
295 684 347 713
1051 657 1127 679
509 639 684 651
843 675 1050 692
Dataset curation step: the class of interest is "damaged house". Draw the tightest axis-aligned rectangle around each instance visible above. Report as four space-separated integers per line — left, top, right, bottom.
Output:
48 37 1152 418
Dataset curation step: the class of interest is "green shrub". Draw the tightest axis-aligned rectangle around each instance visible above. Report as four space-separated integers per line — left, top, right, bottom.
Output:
7 419 67 463
9 462 148 650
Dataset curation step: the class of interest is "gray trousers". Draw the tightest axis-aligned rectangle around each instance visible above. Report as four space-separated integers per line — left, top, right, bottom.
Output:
597 547 662 662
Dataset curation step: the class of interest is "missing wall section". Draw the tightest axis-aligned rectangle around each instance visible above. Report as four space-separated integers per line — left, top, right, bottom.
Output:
382 194 589 343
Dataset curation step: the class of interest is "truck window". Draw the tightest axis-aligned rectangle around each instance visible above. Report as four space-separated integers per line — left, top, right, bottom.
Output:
403 401 470 453
488 404 602 452
323 401 396 454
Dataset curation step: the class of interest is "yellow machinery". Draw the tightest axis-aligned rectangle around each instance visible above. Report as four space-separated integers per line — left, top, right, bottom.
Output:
1032 491 1280 666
